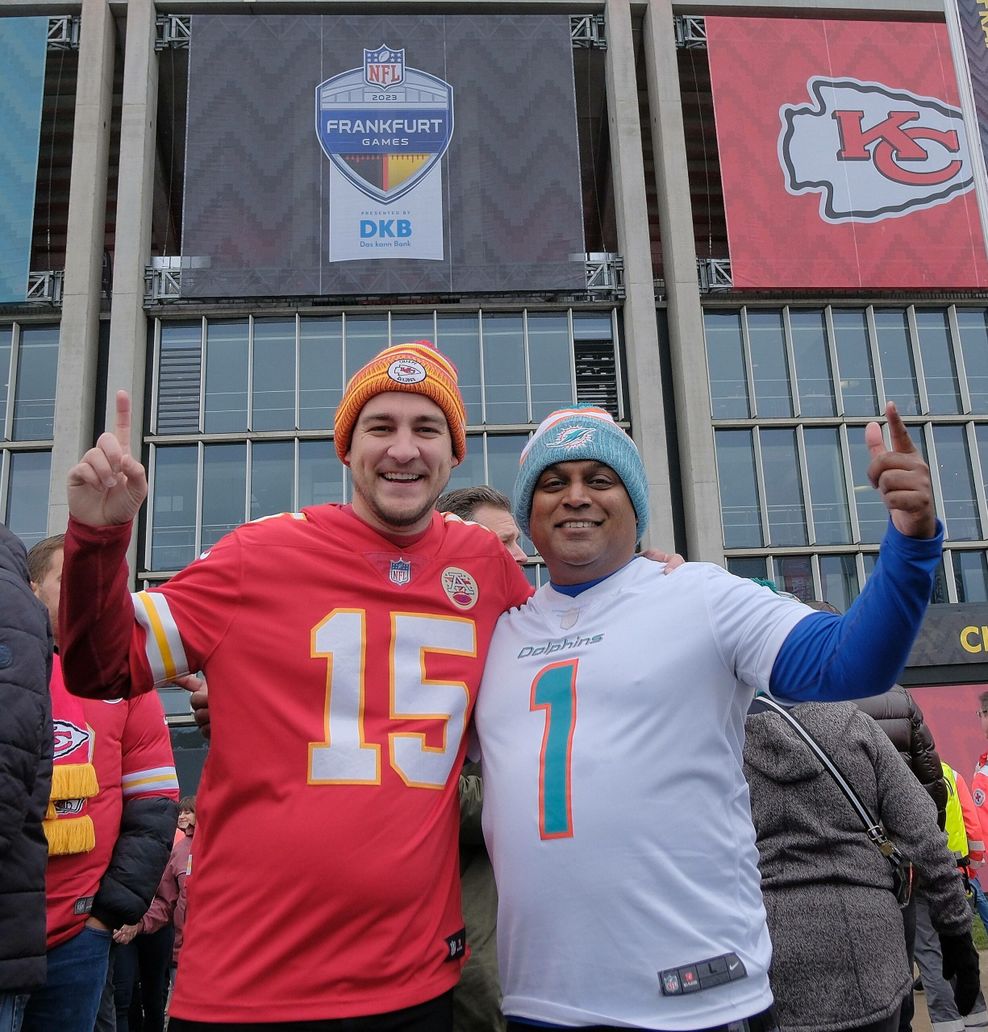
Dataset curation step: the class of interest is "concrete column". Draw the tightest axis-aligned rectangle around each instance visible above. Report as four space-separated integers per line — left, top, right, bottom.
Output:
106 0 156 448
48 0 115 533
603 0 675 551
106 0 158 577
642 0 724 563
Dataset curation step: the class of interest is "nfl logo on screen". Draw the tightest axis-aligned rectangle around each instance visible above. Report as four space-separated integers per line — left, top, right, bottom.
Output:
389 559 412 586
364 45 404 88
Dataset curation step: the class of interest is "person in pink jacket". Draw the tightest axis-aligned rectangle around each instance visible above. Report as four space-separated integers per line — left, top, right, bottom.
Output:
113 796 194 1031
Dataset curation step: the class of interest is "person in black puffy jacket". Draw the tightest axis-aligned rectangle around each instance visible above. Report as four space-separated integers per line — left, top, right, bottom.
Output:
856 684 948 830
0 524 54 1030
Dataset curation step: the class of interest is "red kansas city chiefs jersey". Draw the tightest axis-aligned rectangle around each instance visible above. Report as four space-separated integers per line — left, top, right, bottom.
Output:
63 506 532 1023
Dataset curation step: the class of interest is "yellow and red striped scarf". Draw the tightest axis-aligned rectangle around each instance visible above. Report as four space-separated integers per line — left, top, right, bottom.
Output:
45 654 99 855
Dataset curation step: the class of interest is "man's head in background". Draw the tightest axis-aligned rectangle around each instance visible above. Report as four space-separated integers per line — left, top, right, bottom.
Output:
437 486 527 564
27 534 65 647
979 690 988 741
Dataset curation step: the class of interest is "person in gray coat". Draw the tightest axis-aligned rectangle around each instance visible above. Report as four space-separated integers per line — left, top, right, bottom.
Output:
744 700 978 1032
0 525 54 1032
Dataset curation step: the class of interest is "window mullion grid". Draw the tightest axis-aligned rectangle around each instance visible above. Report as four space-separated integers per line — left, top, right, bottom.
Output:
838 423 861 543
0 452 7 526
292 438 300 513
765 554 777 589
522 309 533 423
740 307 757 419
478 309 488 425
246 315 256 432
863 301 887 412
611 309 626 422
795 425 816 544
194 441 205 558
923 423 947 544
294 313 301 431
948 305 973 414
810 553 823 602
144 444 158 571
245 439 253 525
967 420 988 539
824 307 846 417
566 309 578 408
942 546 959 603
198 317 207 434
865 306 887 413
481 431 490 486
6 323 20 442
150 319 163 436
751 425 771 547
782 307 800 417
907 306 931 414
854 552 867 594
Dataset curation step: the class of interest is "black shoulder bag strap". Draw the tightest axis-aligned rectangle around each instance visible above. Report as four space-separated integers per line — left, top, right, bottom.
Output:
751 696 912 891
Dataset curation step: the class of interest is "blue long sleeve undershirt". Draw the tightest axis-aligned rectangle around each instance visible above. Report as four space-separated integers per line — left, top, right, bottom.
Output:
768 518 942 702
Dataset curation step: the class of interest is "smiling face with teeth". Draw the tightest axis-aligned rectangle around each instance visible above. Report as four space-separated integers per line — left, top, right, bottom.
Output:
529 459 638 585
345 391 459 537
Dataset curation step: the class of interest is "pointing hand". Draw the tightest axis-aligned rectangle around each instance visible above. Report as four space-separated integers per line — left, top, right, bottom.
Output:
864 402 936 539
66 390 148 527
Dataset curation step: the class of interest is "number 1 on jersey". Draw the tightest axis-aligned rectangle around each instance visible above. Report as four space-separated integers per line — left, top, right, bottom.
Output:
530 659 578 839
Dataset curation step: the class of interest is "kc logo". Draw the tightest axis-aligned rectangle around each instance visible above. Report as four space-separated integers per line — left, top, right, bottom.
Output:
779 77 974 222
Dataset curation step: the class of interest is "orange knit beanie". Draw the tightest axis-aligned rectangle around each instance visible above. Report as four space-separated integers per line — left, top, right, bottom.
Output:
333 340 467 462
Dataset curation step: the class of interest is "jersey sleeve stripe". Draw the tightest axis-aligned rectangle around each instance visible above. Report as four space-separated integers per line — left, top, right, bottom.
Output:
121 769 180 796
132 591 189 685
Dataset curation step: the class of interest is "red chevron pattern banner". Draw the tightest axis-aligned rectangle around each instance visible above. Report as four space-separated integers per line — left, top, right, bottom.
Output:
707 18 988 288
950 0 988 254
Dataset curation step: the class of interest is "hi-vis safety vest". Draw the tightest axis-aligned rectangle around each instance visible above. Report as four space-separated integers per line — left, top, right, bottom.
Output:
943 762 985 864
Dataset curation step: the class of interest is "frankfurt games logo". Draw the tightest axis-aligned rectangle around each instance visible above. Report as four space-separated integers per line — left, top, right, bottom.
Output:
779 77 974 223
315 44 454 205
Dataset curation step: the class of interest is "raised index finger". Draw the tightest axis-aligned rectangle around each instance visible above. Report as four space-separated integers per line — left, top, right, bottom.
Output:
884 401 917 455
114 390 132 457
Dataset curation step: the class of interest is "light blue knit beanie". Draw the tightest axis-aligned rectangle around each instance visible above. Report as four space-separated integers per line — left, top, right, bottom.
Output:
513 406 649 540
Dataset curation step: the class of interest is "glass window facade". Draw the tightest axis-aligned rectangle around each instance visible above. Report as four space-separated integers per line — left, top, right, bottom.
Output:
706 304 988 603
144 309 621 576
0 323 58 548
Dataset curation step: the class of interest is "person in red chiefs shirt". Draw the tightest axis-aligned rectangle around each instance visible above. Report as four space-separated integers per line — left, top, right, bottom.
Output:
58 343 534 1031
968 692 988 929
20 535 179 1032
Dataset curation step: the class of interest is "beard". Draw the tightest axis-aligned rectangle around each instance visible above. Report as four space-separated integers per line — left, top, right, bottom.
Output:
353 480 443 532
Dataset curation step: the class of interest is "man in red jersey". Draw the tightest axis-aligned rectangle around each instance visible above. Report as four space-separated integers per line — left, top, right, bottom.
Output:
58 342 534 1031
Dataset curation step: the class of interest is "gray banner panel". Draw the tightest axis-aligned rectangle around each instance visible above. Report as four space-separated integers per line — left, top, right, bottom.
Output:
182 15 585 297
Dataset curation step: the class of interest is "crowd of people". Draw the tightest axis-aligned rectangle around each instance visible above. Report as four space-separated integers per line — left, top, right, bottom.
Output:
0 337 985 1032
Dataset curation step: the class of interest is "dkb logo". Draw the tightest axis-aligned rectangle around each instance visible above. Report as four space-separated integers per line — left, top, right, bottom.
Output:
360 219 412 238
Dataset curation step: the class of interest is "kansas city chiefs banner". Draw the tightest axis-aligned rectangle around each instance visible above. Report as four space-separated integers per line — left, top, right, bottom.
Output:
706 18 988 288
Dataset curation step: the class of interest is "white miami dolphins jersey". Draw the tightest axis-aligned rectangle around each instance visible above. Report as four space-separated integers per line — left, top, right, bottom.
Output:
475 557 811 1030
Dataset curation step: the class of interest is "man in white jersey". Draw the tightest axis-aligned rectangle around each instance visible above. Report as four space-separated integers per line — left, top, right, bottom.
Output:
474 404 941 1032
